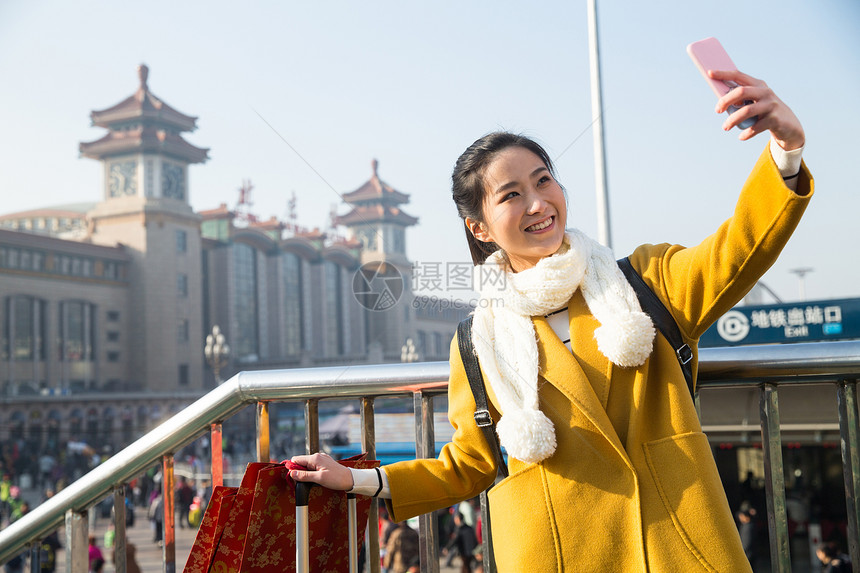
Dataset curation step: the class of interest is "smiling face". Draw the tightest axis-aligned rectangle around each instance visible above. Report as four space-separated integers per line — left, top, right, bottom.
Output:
466 146 567 271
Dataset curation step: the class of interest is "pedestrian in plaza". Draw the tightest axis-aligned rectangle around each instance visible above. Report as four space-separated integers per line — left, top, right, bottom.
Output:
0 473 11 524
4 500 30 573
288 65 812 572
444 512 478 573
737 508 757 566
38 454 56 490
112 542 142 573
39 530 62 573
175 475 194 528
148 486 164 546
87 534 104 572
816 542 853 573
383 521 420 573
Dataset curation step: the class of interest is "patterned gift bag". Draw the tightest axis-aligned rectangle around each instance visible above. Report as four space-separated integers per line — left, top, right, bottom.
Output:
239 456 379 572
184 455 379 573
208 463 274 572
184 486 239 573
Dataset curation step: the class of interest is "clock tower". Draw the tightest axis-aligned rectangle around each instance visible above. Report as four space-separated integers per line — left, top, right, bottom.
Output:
335 160 418 358
80 64 209 392
81 64 207 207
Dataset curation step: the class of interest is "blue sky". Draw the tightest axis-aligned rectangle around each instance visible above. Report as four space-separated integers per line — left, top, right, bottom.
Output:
1 1 858 302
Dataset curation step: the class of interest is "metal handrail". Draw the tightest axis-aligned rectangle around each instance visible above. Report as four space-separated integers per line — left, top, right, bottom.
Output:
1 341 859 570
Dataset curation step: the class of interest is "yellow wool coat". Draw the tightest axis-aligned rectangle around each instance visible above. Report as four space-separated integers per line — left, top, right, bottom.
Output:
385 146 813 572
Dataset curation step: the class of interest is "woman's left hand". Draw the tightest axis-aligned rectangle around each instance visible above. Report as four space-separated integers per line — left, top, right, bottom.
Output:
709 69 805 151
289 452 354 491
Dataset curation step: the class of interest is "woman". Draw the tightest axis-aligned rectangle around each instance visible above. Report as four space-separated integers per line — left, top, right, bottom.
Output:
290 68 812 571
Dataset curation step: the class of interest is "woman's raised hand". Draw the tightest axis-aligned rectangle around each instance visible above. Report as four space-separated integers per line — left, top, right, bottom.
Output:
289 452 354 491
709 69 805 151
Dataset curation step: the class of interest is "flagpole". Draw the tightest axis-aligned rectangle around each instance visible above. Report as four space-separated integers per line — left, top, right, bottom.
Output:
587 0 612 248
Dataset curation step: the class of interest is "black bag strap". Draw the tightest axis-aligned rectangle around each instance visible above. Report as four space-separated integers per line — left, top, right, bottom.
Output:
617 257 695 398
456 317 509 479
457 317 505 573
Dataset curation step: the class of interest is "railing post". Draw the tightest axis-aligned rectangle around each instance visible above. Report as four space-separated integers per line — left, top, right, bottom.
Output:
29 542 39 572
257 401 270 462
113 485 127 573
413 391 439 573
759 383 791 572
64 509 88 573
305 399 320 454
162 454 176 573
361 397 381 573
837 379 860 568
211 422 223 487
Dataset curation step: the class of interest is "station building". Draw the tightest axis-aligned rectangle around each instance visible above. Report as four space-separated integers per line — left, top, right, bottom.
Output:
0 65 467 455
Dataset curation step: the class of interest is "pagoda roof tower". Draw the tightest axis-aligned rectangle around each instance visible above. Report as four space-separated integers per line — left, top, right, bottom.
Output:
79 64 209 164
336 159 418 227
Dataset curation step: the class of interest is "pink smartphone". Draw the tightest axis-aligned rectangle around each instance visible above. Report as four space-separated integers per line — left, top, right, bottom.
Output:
687 37 756 128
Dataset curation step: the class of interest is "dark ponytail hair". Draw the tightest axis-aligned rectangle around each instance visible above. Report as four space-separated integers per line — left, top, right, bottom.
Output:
451 132 557 265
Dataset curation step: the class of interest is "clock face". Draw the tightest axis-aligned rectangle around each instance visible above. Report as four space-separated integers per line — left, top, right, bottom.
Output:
108 160 138 197
357 227 378 250
162 163 185 200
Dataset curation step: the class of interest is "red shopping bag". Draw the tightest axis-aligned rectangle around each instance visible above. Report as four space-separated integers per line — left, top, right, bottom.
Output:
184 454 379 573
184 487 237 573
208 462 273 572
240 458 378 571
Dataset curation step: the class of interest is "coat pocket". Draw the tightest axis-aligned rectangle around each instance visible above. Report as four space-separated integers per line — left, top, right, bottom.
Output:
643 432 750 573
487 464 559 573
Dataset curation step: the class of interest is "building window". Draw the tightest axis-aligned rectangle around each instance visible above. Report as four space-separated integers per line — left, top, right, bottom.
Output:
107 351 120 362
393 227 405 254
32 252 44 271
178 364 189 386
417 330 427 356
283 253 303 355
177 273 188 297
106 331 120 342
178 319 189 342
60 301 95 362
233 243 259 361
176 230 187 253
103 262 117 280
434 332 443 356
323 261 343 356
106 310 120 322
5 296 46 361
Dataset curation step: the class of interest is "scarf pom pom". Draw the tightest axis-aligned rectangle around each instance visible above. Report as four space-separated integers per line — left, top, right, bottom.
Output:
497 409 557 464
594 311 656 367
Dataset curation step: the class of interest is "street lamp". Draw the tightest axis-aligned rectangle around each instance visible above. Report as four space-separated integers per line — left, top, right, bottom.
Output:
789 267 814 302
401 338 419 363
204 325 230 384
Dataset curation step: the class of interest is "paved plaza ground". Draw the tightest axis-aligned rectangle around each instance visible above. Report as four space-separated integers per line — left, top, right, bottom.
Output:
43 507 463 572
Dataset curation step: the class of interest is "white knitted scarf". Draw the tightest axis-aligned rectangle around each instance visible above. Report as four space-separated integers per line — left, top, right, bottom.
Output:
471 229 655 464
